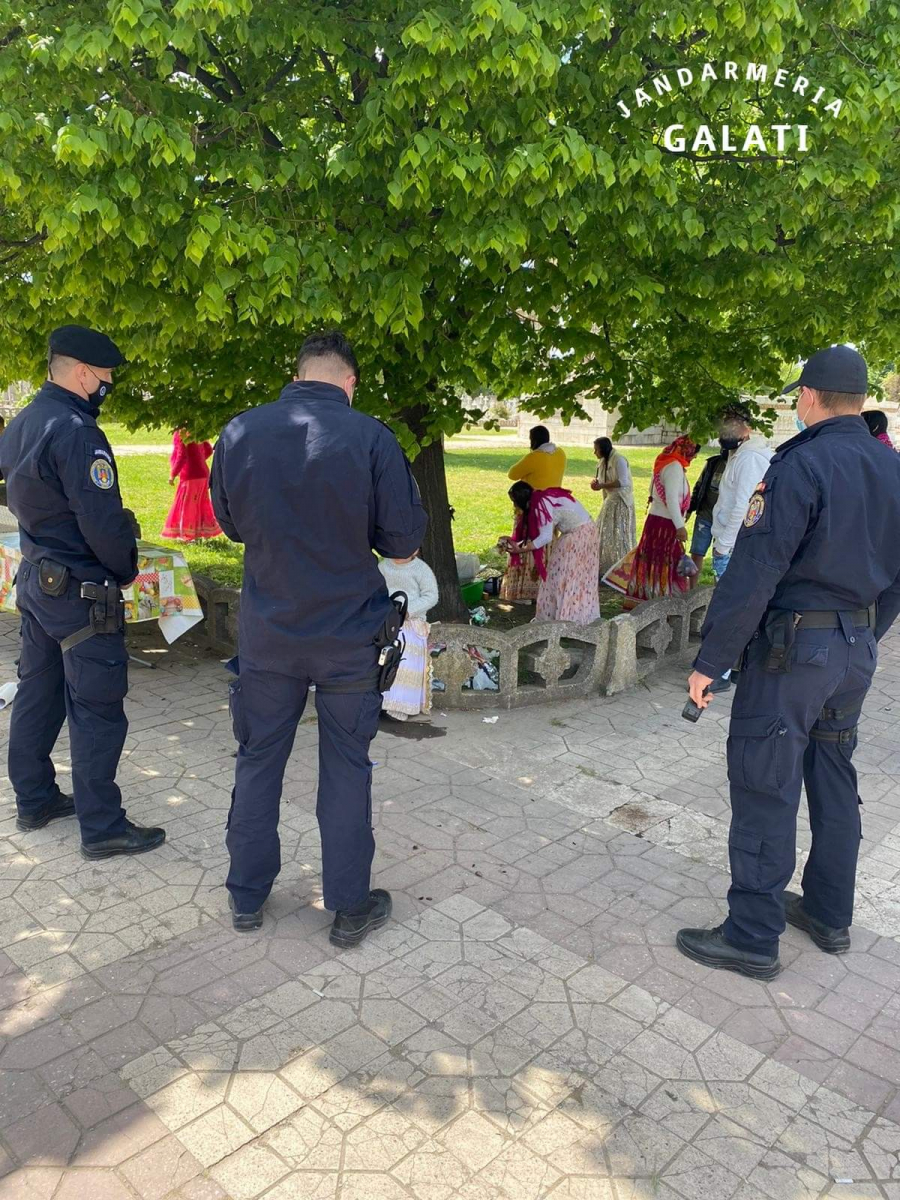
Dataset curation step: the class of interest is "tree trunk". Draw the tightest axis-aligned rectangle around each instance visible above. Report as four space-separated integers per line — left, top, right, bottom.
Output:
409 436 469 623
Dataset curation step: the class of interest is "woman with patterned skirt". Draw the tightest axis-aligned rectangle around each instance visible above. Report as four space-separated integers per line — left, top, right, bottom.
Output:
501 482 600 624
603 435 700 603
499 425 566 603
592 437 636 580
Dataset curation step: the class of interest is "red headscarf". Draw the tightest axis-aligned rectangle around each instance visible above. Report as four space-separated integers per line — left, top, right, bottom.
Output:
511 486 574 580
651 436 699 515
653 435 700 475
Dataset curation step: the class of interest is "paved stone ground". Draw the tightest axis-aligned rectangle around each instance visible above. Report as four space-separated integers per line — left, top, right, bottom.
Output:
1 612 899 1200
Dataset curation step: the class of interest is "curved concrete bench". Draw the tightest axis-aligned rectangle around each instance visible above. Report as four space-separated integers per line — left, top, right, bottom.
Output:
189 573 714 709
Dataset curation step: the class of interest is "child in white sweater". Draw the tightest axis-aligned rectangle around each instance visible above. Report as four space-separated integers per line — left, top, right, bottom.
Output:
377 552 439 721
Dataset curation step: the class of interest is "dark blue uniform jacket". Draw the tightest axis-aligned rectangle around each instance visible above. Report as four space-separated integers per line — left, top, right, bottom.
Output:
210 381 427 678
697 416 900 678
0 381 137 585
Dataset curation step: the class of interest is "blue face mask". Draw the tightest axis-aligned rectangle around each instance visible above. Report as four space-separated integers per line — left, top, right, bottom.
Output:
794 394 810 432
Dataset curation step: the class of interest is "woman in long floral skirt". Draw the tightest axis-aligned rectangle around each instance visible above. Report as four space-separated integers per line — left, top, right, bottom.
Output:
592 437 636 580
499 425 565 602
502 482 600 624
603 435 699 603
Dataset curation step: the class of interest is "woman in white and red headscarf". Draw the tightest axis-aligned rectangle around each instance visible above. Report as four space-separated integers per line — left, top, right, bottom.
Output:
603 435 700 603
500 481 601 624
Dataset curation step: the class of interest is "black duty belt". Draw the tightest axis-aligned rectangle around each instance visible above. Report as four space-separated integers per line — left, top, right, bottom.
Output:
762 603 876 673
795 606 875 629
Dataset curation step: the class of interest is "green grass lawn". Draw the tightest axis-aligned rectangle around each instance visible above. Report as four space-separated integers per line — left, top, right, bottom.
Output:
116 440 715 596
456 426 518 437
103 422 172 446
116 457 245 585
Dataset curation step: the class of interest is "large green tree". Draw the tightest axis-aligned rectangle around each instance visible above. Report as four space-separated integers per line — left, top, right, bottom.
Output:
1 1 899 613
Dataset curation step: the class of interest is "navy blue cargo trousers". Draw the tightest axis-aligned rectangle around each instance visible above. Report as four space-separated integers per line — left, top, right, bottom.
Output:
10 560 129 843
724 615 877 957
225 658 383 914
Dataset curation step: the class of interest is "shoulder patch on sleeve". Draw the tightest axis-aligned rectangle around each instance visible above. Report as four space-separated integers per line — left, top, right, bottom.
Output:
89 457 116 490
744 494 765 528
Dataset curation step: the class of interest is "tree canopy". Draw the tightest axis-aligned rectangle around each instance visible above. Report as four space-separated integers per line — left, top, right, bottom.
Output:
0 0 899 446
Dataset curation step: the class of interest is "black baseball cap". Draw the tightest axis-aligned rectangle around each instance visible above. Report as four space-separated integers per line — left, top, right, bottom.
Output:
49 324 125 368
782 345 867 396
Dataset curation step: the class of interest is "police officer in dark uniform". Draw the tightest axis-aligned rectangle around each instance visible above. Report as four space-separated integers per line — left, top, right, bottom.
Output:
0 325 165 858
211 331 426 947
677 345 900 979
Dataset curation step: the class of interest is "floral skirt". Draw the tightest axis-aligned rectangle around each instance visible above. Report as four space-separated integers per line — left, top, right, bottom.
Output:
382 618 432 717
536 521 601 625
597 491 637 580
500 537 553 602
603 514 687 600
162 478 222 542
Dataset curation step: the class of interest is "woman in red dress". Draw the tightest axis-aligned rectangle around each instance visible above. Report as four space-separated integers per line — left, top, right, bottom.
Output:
161 431 222 541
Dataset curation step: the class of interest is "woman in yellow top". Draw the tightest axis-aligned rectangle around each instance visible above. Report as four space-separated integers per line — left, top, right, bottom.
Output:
500 426 566 602
507 425 567 489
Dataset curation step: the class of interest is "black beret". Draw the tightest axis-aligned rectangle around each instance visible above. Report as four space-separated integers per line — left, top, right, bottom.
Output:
49 324 125 368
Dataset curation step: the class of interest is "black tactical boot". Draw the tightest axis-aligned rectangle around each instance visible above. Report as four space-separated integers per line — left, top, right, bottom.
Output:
229 893 264 933
330 889 392 949
784 891 851 954
81 819 166 860
16 793 76 832
676 925 781 980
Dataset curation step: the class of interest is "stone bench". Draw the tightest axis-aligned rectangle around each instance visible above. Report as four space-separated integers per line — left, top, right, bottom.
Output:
188 573 714 709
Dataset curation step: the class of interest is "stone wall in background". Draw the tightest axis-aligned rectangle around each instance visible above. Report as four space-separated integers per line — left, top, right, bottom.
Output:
516 395 900 448
0 382 32 422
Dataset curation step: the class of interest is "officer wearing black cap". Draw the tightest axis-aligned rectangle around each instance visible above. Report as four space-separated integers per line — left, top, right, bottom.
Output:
677 344 900 979
0 325 165 858
211 331 426 946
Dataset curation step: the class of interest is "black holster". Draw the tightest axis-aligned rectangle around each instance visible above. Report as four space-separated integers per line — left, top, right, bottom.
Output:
83 581 125 636
60 581 124 652
374 591 409 693
315 591 410 695
763 609 799 673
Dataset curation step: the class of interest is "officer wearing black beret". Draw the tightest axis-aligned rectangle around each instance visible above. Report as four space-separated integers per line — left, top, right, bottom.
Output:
677 345 900 979
0 325 165 857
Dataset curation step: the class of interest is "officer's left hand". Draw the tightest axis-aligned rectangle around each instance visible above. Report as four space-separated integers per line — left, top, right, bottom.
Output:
123 507 142 539
688 670 714 707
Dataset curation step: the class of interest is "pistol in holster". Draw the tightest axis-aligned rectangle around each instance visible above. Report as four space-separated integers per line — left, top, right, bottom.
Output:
82 581 125 635
59 580 125 653
763 608 800 673
374 591 409 693
315 590 410 696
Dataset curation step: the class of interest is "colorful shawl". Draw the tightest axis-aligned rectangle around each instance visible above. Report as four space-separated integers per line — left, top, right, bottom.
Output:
650 436 699 516
511 486 574 580
877 431 895 449
653 435 700 475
